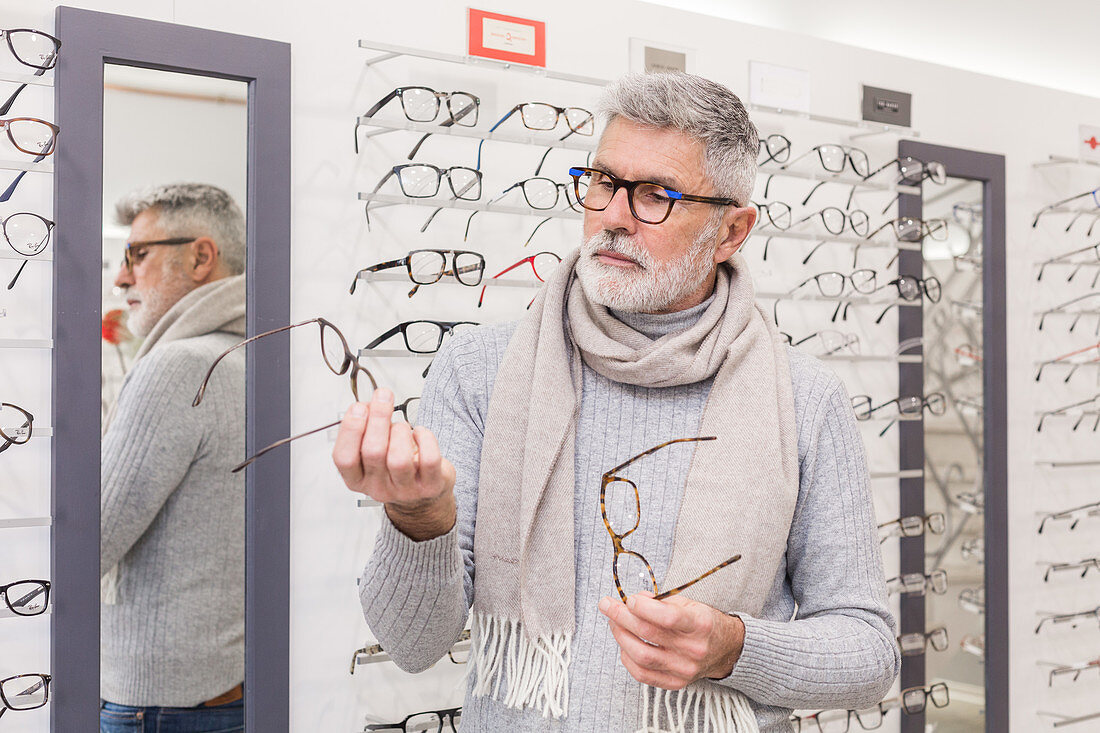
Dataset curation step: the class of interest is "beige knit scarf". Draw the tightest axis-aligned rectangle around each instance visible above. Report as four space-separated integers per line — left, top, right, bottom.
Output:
469 249 799 732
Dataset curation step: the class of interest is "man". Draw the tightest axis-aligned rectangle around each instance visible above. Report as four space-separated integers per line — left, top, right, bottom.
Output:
335 73 899 732
100 183 247 733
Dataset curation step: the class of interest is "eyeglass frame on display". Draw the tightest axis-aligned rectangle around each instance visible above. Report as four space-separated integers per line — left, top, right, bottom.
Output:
361 319 478 355
3 211 55 290
0 579 50 617
568 166 740 225
349 248 486 297
1044 657 1100 687
1031 186 1100 228
600 436 741 603
354 85 480 155
0 673 51 718
0 115 59 157
0 401 33 453
193 317 378 473
1036 292 1100 332
877 512 945 544
1034 341 1100 382
757 133 791 166
1039 557 1100 582
0 28 61 71
1034 605 1100 635
789 206 870 237
884 569 948 597
363 706 462 733
896 626 949 657
1035 393 1100 432
349 629 470 674
1037 500 1100 533
477 251 562 308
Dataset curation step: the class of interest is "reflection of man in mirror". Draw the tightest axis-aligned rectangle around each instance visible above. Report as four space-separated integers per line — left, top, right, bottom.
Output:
100 183 246 732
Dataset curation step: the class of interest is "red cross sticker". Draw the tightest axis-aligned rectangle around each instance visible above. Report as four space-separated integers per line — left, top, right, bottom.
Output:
1086 136 1100 150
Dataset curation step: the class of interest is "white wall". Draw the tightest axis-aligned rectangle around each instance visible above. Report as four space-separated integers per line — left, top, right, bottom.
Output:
3 1 1099 731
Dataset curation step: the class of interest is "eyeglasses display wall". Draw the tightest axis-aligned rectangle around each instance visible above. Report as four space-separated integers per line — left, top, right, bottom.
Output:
0 18 58 733
1028 157 1100 731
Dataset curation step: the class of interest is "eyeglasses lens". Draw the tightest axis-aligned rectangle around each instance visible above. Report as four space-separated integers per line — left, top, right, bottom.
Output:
767 202 792 229
614 552 657 597
447 168 482 200
5 581 48 615
398 397 420 424
452 252 484 285
929 627 949 652
447 93 478 126
815 272 844 297
399 88 440 122
406 712 443 733
817 145 845 173
899 515 923 537
851 395 872 420
521 178 560 209
815 709 851 732
4 213 49 255
0 674 47 709
902 688 926 714
564 107 594 135
0 403 32 444
927 219 949 241
519 103 558 130
851 269 876 293
926 393 947 415
899 633 925 655
604 478 639 536
929 570 948 594
396 165 442 197
848 148 870 177
854 707 883 729
532 252 561 280
821 207 845 235
8 30 58 70
849 209 870 236
404 321 446 353
767 135 791 163
408 250 447 284
929 683 949 707
927 512 946 534
319 323 351 375
7 118 54 156
898 396 923 415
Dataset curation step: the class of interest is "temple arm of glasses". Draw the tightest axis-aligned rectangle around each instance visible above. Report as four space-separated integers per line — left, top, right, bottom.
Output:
0 83 27 117
233 418 343 473
606 436 717 475
193 319 320 406
654 554 742 600
362 323 404 351
779 147 814 171
349 259 407 294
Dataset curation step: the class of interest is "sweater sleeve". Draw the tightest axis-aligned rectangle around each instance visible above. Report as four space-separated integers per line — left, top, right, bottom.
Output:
100 345 208 571
718 367 901 710
358 329 490 673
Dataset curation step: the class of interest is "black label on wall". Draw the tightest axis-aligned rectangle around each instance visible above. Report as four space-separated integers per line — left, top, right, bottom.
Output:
861 84 912 127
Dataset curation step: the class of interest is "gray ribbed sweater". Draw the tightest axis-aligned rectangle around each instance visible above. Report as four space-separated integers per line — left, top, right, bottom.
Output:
360 300 899 732
100 332 245 706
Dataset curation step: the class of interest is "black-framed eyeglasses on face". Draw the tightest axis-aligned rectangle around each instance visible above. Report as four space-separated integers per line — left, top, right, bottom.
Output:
364 707 461 732
569 167 738 225
362 320 478 355
0 579 50 617
349 249 485 296
355 85 479 154
0 116 58 157
489 102 594 136
121 237 197 272
0 28 60 71
878 512 945 543
0 401 33 453
757 133 791 166
193 318 378 473
0 673 51 719
601 436 741 603
897 626 949 657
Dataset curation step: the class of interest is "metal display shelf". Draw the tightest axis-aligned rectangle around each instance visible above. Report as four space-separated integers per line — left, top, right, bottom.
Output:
1033 155 1100 169
757 228 923 251
750 103 920 139
0 338 53 349
819 353 923 364
359 191 583 221
0 249 52 261
354 271 541 289
0 159 54 173
758 161 922 196
356 116 598 153
0 517 51 530
358 39 611 87
757 290 913 308
0 71 53 87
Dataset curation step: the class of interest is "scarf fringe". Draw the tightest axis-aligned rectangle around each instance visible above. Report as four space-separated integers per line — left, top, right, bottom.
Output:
638 684 760 733
469 611 572 719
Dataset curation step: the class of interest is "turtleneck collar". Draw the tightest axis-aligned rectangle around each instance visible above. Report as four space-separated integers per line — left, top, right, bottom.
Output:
610 289 717 340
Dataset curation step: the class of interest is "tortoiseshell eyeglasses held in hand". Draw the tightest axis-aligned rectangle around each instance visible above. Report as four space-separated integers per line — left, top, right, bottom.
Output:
193 317 378 473
601 436 741 603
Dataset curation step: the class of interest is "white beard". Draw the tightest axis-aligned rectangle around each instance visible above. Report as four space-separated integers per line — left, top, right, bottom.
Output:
126 256 194 338
575 217 722 313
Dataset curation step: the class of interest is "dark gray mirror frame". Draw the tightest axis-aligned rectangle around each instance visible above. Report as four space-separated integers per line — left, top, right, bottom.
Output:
896 140 1007 733
52 7 290 731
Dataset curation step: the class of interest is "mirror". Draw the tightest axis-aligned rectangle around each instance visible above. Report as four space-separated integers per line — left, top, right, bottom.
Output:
98 64 249 721
921 177 985 731
53 7 290 730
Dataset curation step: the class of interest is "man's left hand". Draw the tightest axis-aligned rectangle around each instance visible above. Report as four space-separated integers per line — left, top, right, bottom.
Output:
598 592 745 690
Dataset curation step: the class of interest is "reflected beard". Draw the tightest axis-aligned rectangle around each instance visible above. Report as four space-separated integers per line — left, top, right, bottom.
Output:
576 218 722 313
126 257 195 338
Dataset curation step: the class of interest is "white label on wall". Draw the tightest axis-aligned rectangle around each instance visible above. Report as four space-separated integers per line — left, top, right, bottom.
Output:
748 60 811 114
1080 124 1100 161
481 17 536 56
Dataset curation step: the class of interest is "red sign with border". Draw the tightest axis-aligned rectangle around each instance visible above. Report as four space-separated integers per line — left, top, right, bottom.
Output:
467 8 546 68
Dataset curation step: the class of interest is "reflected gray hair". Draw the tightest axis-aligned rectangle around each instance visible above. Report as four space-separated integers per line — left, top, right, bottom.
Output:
599 72 759 207
116 182 245 275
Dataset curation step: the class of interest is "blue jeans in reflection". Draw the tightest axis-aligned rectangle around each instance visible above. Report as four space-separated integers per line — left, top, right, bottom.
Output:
99 696 244 733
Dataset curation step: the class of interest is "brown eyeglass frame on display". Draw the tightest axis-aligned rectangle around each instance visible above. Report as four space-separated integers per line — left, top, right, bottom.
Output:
193 317 378 473
0 116 59 156
600 436 741 603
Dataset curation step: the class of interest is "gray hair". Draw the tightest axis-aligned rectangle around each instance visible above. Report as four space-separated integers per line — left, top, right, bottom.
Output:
599 72 759 208
116 182 245 275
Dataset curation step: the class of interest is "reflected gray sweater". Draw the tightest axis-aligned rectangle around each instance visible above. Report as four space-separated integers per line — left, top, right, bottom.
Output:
360 300 899 732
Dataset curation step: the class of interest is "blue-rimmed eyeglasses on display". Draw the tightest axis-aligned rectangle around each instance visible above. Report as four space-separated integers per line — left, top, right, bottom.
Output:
4 211 54 289
568 167 739 225
473 102 594 170
0 579 50 617
354 86 479 154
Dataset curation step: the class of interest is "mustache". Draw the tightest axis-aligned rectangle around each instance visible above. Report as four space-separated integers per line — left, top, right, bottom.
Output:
583 230 650 269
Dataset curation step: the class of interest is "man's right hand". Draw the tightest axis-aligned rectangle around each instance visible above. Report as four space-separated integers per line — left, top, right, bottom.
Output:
333 388 457 541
